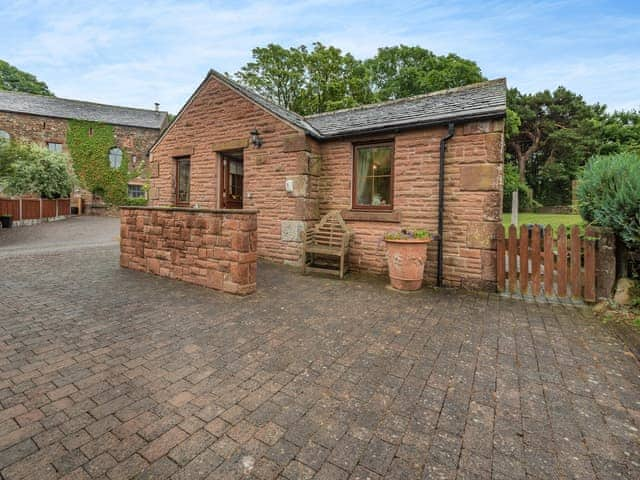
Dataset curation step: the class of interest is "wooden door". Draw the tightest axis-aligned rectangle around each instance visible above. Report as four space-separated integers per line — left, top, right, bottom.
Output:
220 152 243 209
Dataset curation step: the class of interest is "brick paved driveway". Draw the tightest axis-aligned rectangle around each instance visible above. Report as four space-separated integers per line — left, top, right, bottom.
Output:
0 218 639 479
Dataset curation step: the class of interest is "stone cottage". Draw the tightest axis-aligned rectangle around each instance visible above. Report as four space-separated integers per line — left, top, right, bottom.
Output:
0 90 169 203
148 69 506 289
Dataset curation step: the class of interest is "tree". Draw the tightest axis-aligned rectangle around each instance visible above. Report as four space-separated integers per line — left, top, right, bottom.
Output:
365 46 485 100
595 109 640 155
0 141 75 198
235 44 306 112
0 60 53 96
299 43 375 114
236 43 375 115
236 43 484 115
506 87 607 205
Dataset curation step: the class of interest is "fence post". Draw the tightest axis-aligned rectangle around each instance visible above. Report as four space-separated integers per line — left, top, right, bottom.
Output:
19 197 22 222
543 225 554 295
531 225 541 296
584 226 596 302
39 198 43 220
557 225 568 297
496 225 505 292
508 225 517 293
594 227 616 300
519 224 529 294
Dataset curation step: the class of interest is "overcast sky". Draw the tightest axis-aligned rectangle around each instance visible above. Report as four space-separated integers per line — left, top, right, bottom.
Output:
2 0 639 114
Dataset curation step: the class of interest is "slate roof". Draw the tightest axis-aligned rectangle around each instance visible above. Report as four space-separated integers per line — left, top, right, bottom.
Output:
305 78 507 137
0 90 168 129
150 70 506 152
209 69 506 138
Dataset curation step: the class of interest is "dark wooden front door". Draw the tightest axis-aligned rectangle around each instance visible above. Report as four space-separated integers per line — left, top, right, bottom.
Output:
220 151 243 209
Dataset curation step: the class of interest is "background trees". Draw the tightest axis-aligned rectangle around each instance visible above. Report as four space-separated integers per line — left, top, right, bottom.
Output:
236 42 639 209
235 44 482 115
0 60 53 96
3 48 639 209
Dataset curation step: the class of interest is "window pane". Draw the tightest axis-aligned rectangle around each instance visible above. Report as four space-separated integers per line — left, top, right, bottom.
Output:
47 142 62 152
177 159 190 203
109 148 122 168
355 145 393 207
128 184 144 198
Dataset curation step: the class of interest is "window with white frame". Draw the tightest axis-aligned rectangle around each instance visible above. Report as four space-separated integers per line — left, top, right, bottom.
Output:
127 184 145 198
108 147 123 168
47 142 63 152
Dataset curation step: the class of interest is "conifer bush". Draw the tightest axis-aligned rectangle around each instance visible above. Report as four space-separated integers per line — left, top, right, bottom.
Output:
578 152 640 247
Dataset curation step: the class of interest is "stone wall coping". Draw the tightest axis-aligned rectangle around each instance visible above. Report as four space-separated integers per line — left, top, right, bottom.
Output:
121 206 259 215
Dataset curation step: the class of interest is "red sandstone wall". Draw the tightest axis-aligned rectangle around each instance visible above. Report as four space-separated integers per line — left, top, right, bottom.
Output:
0 111 160 180
120 207 257 295
148 76 316 265
149 74 504 290
319 121 504 289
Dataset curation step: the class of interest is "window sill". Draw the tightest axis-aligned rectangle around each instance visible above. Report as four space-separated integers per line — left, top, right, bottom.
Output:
341 209 401 223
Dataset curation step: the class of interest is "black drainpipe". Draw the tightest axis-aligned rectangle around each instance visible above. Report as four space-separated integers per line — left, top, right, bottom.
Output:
437 122 455 287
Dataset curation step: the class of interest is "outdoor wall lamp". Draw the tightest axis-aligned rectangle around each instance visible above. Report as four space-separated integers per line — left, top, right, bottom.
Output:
250 128 263 148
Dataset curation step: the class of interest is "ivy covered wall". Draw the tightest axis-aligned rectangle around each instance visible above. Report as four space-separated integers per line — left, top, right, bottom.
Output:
66 120 141 205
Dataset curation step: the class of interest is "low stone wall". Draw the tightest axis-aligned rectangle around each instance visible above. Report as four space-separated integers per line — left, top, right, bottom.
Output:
120 207 257 295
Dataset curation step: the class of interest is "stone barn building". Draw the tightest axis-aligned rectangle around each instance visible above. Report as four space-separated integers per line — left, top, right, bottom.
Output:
148 70 506 289
0 90 169 202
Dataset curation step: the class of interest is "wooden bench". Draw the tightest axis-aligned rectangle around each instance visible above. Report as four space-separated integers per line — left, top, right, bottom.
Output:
301 211 352 279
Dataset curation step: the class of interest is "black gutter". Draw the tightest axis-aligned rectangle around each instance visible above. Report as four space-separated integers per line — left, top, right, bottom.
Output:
437 122 455 287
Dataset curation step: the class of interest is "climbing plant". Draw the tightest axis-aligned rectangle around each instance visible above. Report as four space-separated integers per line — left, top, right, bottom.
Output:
66 120 141 205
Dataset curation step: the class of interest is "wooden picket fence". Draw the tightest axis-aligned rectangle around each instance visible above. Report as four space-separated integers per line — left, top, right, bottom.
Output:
496 224 597 302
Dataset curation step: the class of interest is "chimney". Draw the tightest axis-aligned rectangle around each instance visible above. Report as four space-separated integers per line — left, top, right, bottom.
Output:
154 102 160 112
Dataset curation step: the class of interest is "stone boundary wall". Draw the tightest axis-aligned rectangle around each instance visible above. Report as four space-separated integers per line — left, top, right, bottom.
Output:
120 206 257 295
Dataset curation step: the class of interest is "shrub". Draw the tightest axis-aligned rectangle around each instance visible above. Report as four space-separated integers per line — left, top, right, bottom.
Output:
124 197 148 207
384 228 431 240
0 140 75 198
578 152 640 247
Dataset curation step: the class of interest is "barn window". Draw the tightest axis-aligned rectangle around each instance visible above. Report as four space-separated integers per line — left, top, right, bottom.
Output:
109 147 123 168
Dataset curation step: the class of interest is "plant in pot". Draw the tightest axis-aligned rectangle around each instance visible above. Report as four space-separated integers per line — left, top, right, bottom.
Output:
0 214 12 229
384 228 432 291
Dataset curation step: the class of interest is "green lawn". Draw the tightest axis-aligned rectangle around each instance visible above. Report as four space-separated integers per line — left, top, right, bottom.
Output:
502 213 584 230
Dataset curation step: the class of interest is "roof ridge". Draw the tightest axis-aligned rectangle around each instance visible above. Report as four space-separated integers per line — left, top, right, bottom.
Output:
0 89 169 115
304 78 507 119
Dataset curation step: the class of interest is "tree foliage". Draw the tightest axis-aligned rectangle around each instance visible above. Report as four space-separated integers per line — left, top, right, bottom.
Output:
578 153 640 248
0 141 74 198
365 46 485 100
0 60 53 96
507 86 640 206
236 42 640 210
235 43 483 115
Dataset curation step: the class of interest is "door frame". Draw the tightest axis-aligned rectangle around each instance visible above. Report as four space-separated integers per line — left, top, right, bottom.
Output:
175 156 190 206
218 150 244 209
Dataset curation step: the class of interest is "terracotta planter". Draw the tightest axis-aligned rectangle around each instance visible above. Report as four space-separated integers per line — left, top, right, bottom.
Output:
385 238 431 290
